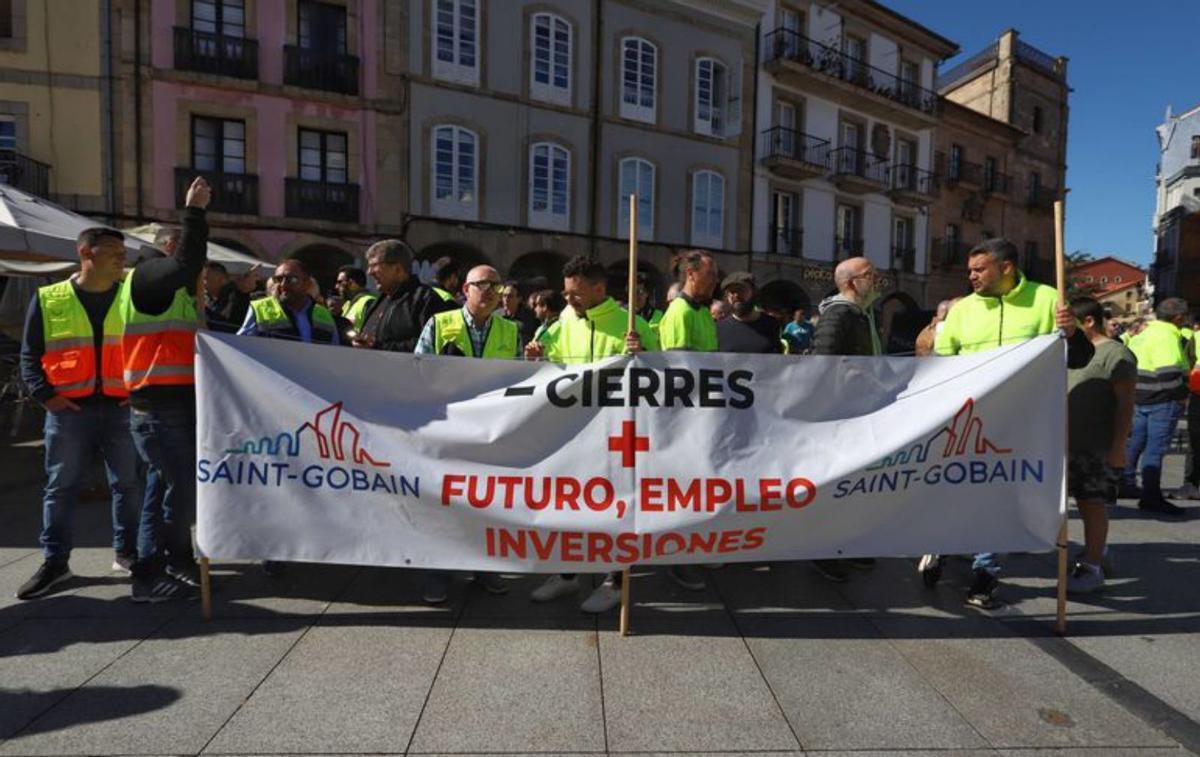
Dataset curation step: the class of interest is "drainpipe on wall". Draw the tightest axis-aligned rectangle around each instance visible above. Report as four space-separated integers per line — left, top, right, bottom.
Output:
134 0 144 221
587 0 603 258
747 22 760 274
101 0 117 220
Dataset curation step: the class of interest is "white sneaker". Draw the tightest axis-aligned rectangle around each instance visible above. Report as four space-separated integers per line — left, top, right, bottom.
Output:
1175 482 1200 500
530 575 580 603
580 581 621 613
1067 562 1104 594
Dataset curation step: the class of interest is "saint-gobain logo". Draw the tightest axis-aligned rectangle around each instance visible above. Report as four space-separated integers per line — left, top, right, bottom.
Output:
867 398 1011 471
225 401 391 468
834 398 1041 499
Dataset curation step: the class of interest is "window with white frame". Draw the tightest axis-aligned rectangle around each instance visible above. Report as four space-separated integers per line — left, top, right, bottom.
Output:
620 37 656 123
695 58 727 137
530 13 571 105
618 157 654 240
691 170 724 248
431 125 478 220
433 0 479 86
529 142 570 231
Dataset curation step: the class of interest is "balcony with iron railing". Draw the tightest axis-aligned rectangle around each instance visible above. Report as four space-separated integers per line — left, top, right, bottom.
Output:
173 27 259 79
981 169 1011 196
761 28 939 120
769 226 803 256
891 245 916 273
834 236 864 260
175 167 258 215
945 159 983 188
1027 185 1058 212
0 150 51 197
830 147 889 193
932 237 971 269
284 46 360 95
760 127 830 180
889 164 939 205
285 179 360 222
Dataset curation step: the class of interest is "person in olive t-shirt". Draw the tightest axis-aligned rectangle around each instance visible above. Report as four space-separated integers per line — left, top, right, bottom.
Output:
1067 297 1137 593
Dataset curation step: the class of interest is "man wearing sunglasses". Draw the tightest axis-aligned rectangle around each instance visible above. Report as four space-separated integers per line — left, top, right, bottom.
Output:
237 260 339 345
414 265 517 602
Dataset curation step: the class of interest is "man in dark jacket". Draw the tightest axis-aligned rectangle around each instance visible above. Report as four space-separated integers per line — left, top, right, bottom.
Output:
812 257 882 358
203 261 254 333
353 240 456 352
809 256 882 583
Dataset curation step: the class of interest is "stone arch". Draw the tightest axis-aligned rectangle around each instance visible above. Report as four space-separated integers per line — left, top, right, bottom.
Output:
604 260 665 306
414 242 491 286
508 251 570 293
758 278 812 317
287 244 355 296
876 290 925 355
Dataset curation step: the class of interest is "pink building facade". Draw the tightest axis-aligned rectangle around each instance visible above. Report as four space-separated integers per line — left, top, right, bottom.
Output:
124 0 405 285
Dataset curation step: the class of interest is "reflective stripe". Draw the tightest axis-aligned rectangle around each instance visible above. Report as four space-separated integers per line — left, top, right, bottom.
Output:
123 364 195 383
54 379 97 393
123 319 198 336
43 336 95 351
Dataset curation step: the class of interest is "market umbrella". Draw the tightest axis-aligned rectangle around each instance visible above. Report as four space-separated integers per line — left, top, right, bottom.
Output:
124 223 264 274
0 183 156 275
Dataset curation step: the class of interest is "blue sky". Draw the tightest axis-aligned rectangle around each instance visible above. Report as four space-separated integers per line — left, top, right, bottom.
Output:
885 0 1188 266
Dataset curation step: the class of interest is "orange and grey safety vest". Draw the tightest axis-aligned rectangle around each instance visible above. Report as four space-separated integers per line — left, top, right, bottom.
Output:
117 276 198 392
36 278 128 399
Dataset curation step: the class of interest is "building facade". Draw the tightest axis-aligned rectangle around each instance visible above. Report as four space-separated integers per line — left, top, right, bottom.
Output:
0 0 114 214
401 0 761 299
1151 103 1200 305
929 29 1070 304
749 0 957 325
1069 256 1148 319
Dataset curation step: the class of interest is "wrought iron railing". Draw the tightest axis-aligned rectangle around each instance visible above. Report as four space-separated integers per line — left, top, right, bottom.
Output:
769 226 802 256
0 150 51 197
284 46 360 95
174 27 258 79
932 238 970 269
890 164 939 197
1027 185 1058 211
834 236 864 260
175 167 258 215
762 28 938 115
830 147 889 185
760 127 831 169
892 245 916 273
285 178 360 222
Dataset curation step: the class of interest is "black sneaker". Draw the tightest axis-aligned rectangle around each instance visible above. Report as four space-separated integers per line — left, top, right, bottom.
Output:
1138 498 1186 517
965 570 1001 609
917 554 944 587
132 574 198 603
16 560 72 600
165 564 201 587
811 559 849 583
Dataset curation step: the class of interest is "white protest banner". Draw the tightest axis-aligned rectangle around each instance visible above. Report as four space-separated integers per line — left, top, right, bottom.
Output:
195 332 1066 572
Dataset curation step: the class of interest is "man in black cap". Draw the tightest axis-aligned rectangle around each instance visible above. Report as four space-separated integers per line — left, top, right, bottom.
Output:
716 272 784 354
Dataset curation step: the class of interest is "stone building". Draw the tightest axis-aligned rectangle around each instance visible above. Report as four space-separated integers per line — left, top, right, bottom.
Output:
1151 103 1200 305
927 29 1070 305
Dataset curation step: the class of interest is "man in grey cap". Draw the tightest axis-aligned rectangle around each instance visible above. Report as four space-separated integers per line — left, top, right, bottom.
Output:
716 271 784 354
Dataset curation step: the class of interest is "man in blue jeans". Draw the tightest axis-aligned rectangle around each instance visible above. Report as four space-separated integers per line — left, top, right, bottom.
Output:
119 176 211 602
1122 297 1191 516
16 227 142 599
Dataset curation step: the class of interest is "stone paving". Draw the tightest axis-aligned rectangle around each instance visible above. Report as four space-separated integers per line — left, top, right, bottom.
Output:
1 435 1199 756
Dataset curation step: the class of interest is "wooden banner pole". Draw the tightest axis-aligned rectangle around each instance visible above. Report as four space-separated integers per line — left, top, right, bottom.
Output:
200 556 212 621
619 193 637 638
1053 198 1069 636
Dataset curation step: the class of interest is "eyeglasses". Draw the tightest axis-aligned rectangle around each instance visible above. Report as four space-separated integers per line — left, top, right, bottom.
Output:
271 273 302 285
467 280 502 292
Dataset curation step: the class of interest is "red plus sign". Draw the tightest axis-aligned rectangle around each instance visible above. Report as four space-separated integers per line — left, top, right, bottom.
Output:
608 420 650 468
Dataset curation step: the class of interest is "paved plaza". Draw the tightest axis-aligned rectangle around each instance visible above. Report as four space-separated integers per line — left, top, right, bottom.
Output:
1 433 1199 756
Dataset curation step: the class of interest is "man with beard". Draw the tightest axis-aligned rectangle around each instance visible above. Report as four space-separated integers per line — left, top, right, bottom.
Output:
716 272 784 354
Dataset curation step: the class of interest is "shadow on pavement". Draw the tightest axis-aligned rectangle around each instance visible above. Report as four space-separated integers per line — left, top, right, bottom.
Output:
1 685 181 739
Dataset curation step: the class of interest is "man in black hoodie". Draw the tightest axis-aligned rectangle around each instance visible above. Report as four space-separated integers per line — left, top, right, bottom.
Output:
809 257 882 582
353 240 456 352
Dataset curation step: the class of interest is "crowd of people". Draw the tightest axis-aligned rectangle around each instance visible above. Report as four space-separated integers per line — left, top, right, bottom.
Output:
12 178 1195 614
